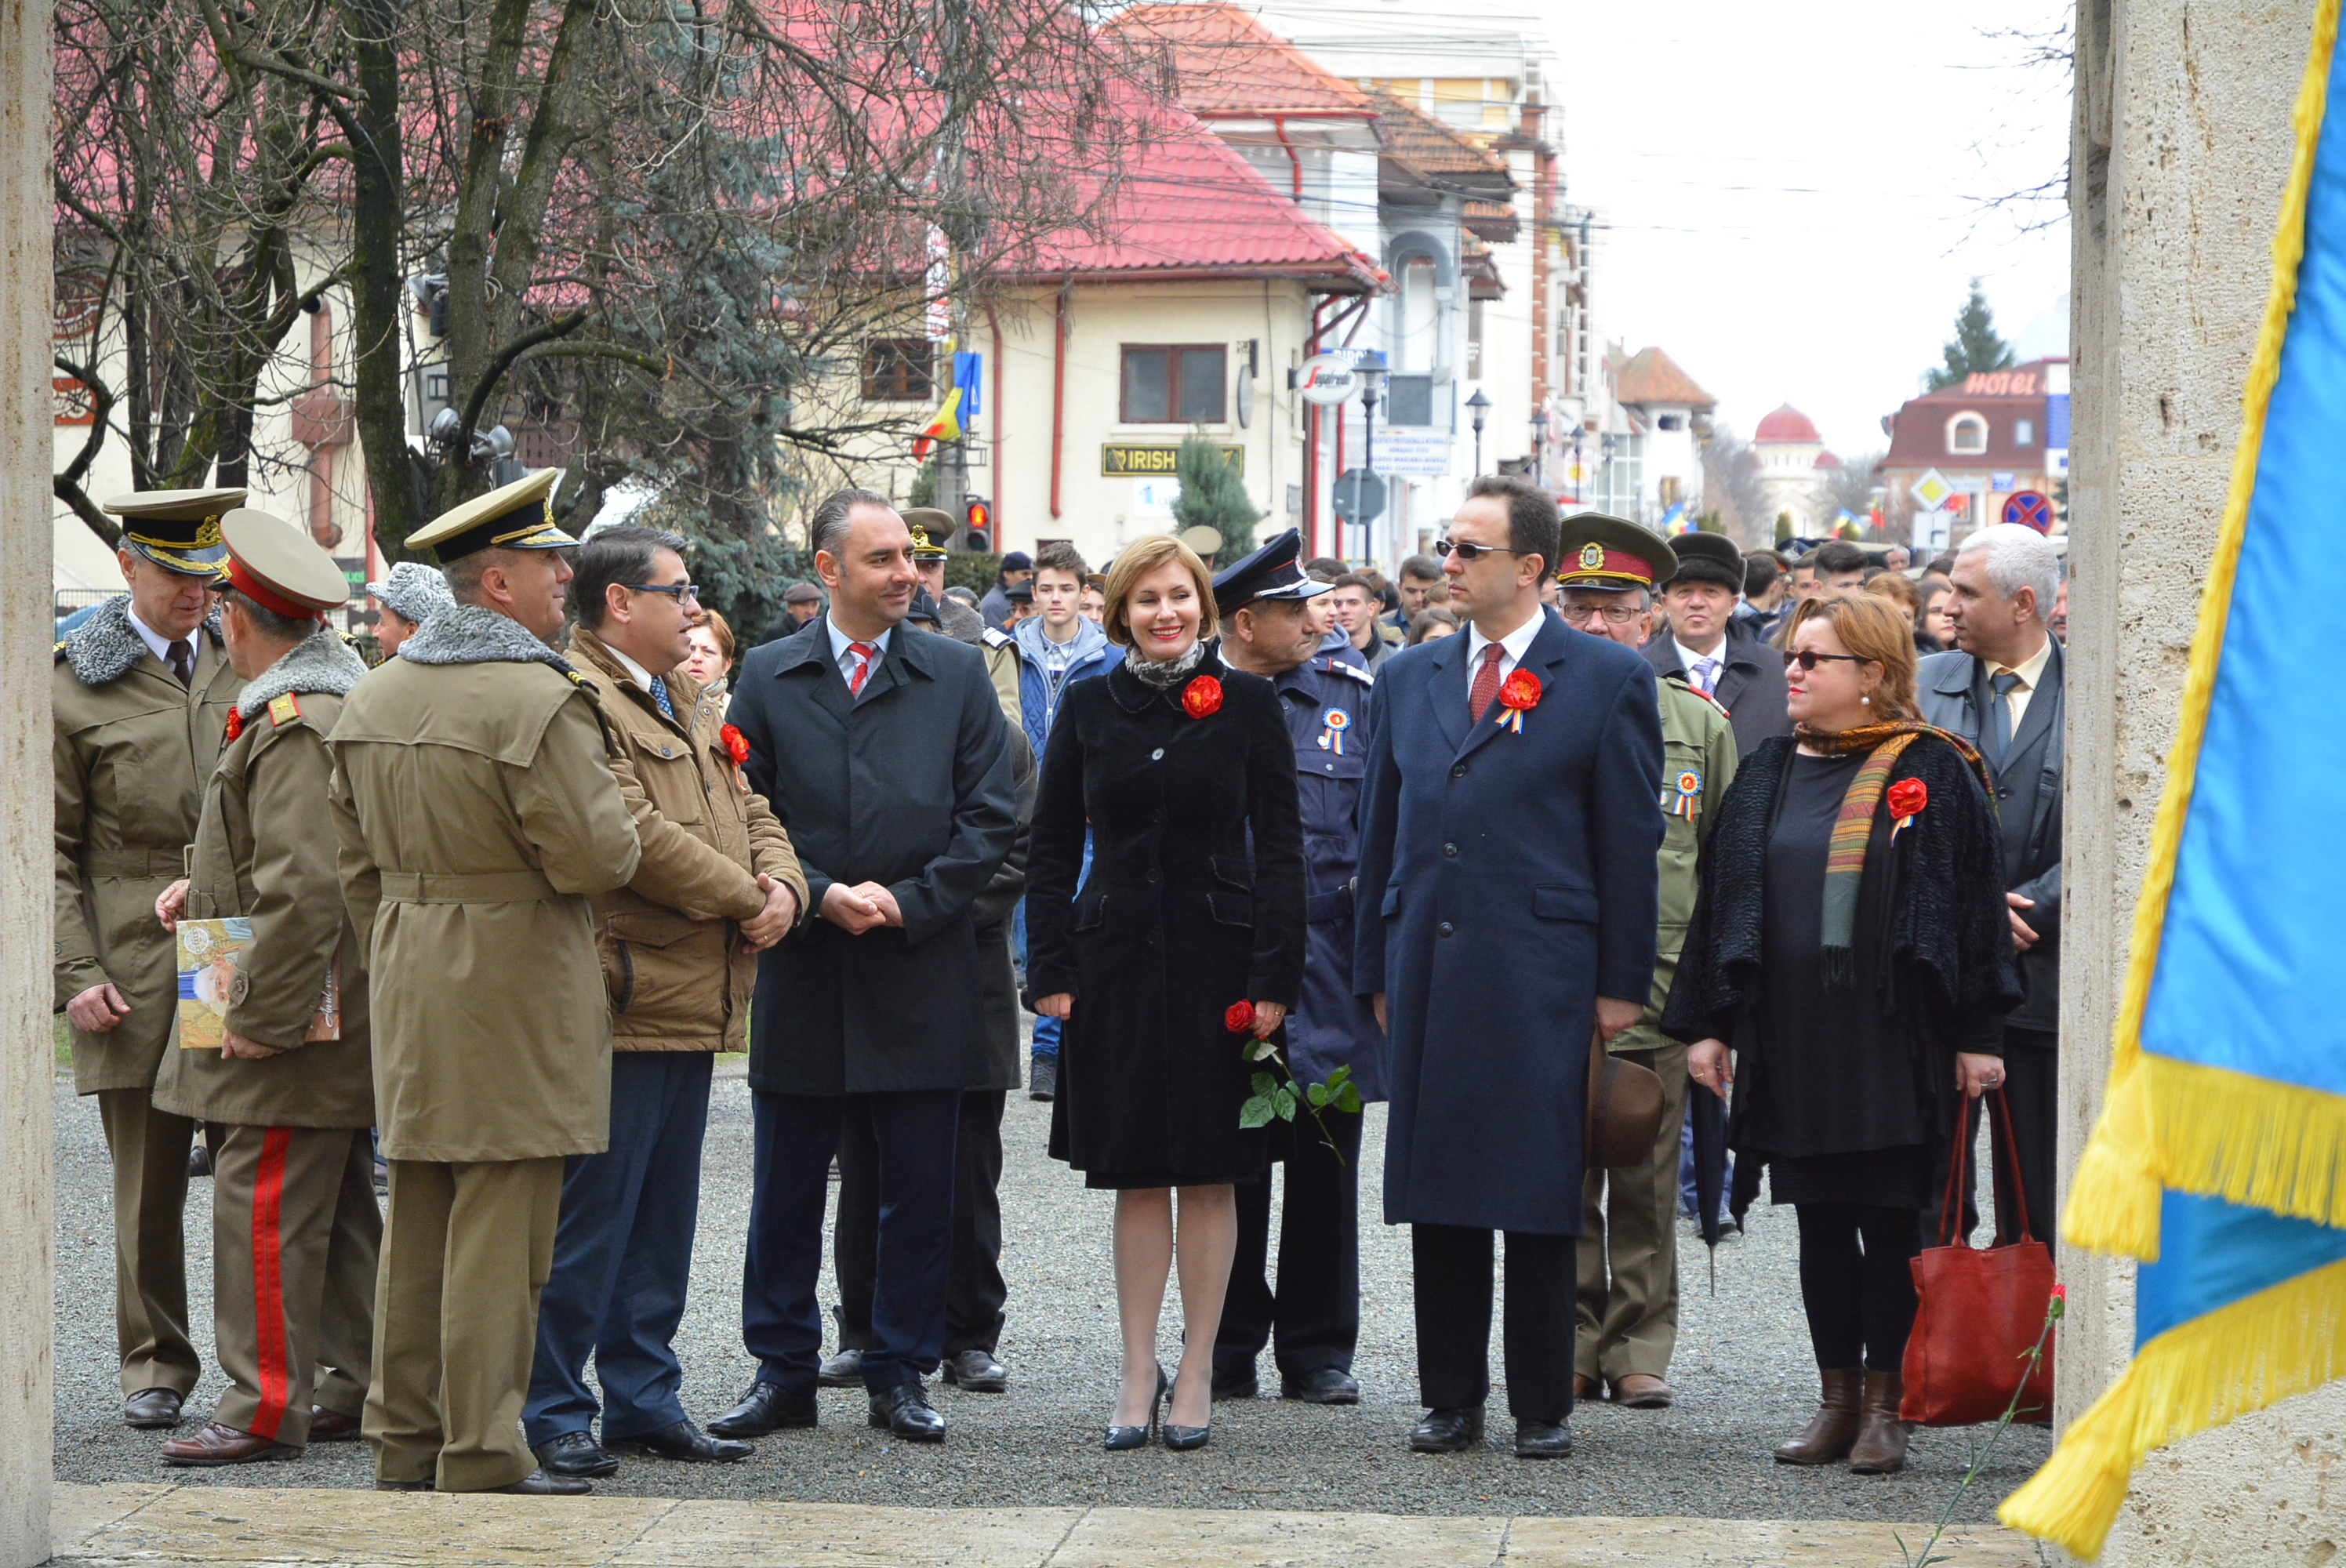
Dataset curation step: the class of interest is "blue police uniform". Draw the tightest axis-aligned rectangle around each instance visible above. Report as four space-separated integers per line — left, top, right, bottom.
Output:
1210 532 1382 1399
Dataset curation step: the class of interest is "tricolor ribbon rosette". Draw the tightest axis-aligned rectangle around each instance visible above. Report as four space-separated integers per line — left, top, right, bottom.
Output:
1319 708 1350 754
1495 669 1541 732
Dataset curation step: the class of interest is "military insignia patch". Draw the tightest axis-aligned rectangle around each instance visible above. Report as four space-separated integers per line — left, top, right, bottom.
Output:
1579 541 1607 572
267 692 302 728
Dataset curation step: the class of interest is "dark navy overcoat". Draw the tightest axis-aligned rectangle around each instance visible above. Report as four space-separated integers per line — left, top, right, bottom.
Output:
1353 609 1664 1236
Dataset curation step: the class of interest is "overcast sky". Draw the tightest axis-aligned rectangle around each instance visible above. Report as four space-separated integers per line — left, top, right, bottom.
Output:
1549 0 2074 459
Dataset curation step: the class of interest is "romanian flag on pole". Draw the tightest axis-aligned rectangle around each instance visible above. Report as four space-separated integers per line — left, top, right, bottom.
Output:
2001 3 2346 1555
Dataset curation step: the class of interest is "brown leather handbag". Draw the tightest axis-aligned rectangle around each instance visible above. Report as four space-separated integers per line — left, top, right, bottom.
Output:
1901 1088 2057 1426
1585 1028 1665 1170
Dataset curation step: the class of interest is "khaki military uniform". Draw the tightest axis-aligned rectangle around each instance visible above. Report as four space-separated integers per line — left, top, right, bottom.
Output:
1578 672 1738 1386
54 599 242 1398
153 630 379 1448
329 604 641 1491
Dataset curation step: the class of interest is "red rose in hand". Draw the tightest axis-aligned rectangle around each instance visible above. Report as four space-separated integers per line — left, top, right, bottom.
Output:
720 723 750 766
1498 669 1542 710
224 708 243 742
1887 777 1929 819
1182 675 1224 718
1224 1000 1257 1034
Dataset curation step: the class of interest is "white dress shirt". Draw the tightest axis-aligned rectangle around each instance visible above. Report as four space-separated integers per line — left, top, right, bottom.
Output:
1990 634 2055 733
1674 636 1727 696
824 618 893 691
605 642 656 694
1464 610 1548 701
124 604 186 670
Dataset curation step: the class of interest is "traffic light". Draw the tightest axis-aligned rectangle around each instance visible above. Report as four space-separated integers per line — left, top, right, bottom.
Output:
963 498 992 553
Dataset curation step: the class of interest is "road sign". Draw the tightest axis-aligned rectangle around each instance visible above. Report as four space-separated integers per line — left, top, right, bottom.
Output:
1331 468 1387 523
1298 354 1361 406
2003 490 2055 533
1911 469 1953 510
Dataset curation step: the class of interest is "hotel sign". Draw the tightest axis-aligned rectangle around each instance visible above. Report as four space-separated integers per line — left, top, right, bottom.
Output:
1101 442 1244 477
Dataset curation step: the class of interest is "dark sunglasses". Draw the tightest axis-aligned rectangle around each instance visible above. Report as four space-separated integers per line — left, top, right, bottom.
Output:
1781 648 1867 671
1433 539 1521 562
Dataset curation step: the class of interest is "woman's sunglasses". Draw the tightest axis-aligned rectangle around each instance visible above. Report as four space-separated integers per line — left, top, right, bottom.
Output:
1781 649 1867 671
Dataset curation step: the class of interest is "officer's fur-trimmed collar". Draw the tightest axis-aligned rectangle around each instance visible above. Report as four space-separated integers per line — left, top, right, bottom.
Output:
396 601 578 677
56 594 223 688
235 622 369 720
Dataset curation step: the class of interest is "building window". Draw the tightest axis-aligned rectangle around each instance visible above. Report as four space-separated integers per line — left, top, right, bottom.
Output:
1947 412 1988 454
1120 344 1226 423
2014 417 2035 447
861 339 934 402
1658 414 1684 431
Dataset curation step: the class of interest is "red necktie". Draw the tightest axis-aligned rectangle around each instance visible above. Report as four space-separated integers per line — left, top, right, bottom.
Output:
848 641 879 697
1469 641 1505 724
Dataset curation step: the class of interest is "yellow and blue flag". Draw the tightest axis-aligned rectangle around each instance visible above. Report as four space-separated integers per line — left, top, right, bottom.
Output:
2002 4 2346 1555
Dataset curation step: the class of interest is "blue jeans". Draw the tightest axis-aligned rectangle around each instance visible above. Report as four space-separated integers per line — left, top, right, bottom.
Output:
524 1051 712 1446
1025 836 1092 1059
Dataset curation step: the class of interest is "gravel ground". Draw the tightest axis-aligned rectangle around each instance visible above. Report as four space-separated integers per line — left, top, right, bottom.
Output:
53 1067 2046 1522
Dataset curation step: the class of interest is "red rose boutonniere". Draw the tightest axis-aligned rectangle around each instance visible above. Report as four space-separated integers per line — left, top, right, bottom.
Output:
1495 669 1541 733
720 723 750 766
1182 675 1224 719
1887 776 1927 843
223 708 244 742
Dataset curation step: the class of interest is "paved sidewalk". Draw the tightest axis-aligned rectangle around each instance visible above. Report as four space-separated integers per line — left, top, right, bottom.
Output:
53 1483 2043 1566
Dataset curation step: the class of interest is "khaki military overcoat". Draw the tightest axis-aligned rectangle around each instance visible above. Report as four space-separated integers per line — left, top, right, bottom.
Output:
1613 673 1738 1056
54 599 242 1094
328 604 641 1163
564 626 805 1052
154 629 374 1128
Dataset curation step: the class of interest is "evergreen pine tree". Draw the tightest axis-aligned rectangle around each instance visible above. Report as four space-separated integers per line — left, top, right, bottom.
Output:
1926 279 2016 390
1170 434 1262 560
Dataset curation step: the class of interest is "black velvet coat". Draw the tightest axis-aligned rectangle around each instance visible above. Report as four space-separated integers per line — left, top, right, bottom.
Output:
1661 732 2023 1210
1027 648 1306 1187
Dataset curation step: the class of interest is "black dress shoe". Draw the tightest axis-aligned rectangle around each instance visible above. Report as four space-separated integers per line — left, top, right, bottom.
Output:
706 1381 816 1438
1410 1405 1486 1454
488 1468 590 1496
867 1382 947 1442
818 1346 864 1388
1282 1368 1360 1405
188 1142 213 1179
122 1388 184 1429
942 1348 1008 1392
1211 1367 1259 1402
534 1430 619 1479
611 1419 752 1463
1029 1054 1057 1101
1515 1420 1574 1459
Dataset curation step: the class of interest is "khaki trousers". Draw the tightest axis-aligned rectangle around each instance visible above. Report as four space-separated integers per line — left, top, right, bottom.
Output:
365 1158 562 1492
1574 1042 1690 1385
95 1088 199 1397
209 1126 381 1445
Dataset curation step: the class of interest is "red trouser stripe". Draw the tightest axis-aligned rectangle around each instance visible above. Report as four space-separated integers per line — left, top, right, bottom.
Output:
250 1127 293 1439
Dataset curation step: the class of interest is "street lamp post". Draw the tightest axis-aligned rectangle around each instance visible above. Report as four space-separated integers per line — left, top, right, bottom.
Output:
1359 365 1387 560
1530 408 1549 489
1465 388 1491 477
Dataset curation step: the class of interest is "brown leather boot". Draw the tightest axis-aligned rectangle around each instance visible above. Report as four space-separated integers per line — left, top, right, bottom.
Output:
1847 1369 1912 1473
1773 1368 1862 1465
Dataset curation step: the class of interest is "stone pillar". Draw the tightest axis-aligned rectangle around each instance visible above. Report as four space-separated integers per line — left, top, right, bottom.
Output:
2062 2 2346 1560
0 0 54 1560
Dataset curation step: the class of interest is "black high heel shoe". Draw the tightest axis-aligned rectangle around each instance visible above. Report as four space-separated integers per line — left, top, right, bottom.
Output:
1164 1367 1211 1451
1104 1365 1169 1451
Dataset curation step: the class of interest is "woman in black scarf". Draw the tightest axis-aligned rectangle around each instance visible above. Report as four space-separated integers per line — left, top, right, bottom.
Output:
1665 593 2020 1475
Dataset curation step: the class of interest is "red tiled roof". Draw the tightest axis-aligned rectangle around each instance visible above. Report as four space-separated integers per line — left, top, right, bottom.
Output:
1108 3 1375 119
1881 358 2064 469
1613 347 1714 410
1755 404 1822 444
1363 86 1511 183
1012 100 1382 288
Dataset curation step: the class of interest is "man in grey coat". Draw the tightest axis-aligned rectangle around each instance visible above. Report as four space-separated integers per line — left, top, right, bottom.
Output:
1919 523 2063 1244
710 489 1018 1446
